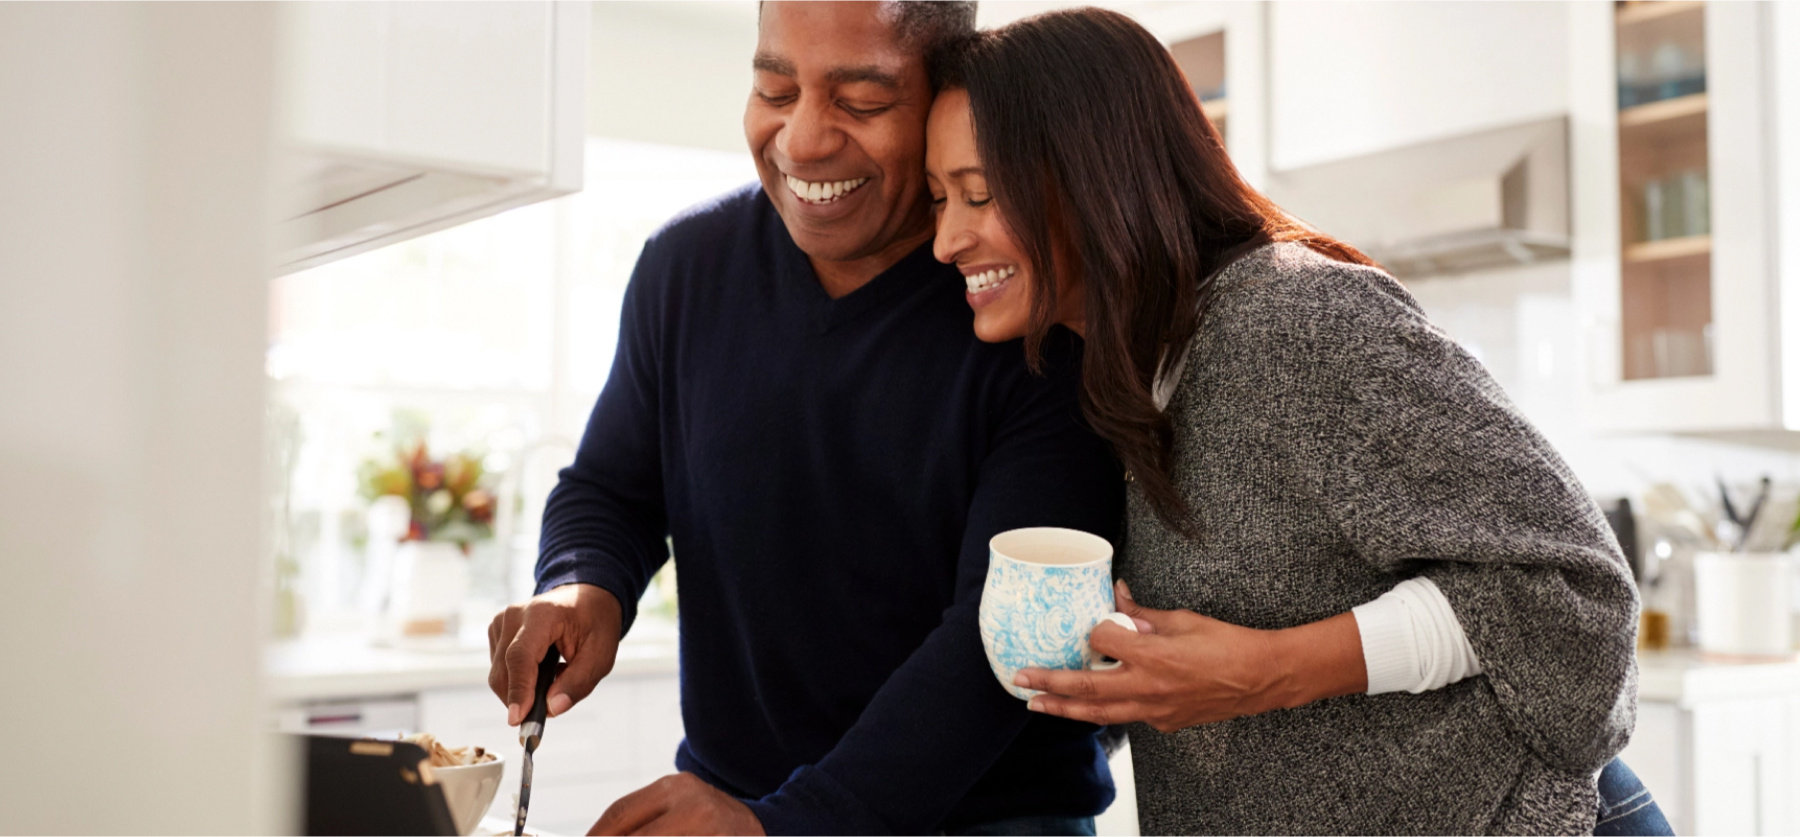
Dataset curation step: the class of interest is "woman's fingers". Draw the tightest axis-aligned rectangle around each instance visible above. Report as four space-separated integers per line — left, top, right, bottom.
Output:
1025 694 1152 726
1088 619 1150 660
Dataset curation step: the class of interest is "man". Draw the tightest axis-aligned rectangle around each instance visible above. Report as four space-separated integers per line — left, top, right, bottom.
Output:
486 2 1124 835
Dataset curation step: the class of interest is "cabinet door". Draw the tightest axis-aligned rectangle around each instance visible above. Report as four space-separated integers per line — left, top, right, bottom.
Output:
276 1 586 273
1689 697 1793 835
1573 2 1778 433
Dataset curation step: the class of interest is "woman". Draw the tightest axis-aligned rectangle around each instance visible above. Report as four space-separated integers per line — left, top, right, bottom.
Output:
925 9 1668 836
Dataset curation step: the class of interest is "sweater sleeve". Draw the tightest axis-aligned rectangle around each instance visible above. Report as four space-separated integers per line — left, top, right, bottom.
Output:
743 336 1126 835
534 241 672 633
1254 259 1639 776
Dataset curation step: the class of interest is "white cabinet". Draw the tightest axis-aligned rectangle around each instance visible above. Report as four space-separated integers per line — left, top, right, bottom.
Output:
1571 1 1800 440
1266 2 1569 171
1625 652 1800 835
274 1 587 274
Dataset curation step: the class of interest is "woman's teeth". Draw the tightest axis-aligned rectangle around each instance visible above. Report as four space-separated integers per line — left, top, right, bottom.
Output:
964 265 1016 294
786 175 870 204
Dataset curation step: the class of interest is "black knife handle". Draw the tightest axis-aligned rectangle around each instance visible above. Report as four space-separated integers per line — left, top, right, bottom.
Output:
525 644 560 729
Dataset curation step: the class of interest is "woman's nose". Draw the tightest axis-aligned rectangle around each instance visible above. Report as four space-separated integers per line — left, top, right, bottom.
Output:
933 213 976 265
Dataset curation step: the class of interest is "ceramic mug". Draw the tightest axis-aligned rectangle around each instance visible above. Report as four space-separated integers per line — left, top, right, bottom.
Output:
979 527 1138 700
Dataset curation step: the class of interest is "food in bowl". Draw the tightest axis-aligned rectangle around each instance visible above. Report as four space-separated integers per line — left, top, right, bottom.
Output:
404 732 497 767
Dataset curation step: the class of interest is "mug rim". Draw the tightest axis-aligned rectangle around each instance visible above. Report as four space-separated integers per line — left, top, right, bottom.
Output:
989 526 1113 568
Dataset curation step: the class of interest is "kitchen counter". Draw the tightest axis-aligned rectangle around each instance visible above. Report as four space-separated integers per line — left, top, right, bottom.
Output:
267 620 679 704
1637 647 1800 707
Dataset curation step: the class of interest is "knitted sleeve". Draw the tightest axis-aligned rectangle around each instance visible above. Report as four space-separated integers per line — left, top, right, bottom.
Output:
1242 252 1640 776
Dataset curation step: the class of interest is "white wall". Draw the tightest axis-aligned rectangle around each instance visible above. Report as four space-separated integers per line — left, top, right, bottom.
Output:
1269 1 1569 170
588 1 758 153
0 4 289 833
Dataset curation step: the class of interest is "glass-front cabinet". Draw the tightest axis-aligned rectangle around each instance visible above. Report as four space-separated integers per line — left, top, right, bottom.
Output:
1573 1 1795 440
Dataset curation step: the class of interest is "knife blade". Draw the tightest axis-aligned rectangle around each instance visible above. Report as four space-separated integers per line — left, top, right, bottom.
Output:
514 644 560 836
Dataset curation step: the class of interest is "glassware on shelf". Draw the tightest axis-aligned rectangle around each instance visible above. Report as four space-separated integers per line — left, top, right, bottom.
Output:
1617 40 1706 109
1637 170 1710 242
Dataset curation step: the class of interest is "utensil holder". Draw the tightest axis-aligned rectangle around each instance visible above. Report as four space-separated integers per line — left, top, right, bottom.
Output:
1694 552 1795 658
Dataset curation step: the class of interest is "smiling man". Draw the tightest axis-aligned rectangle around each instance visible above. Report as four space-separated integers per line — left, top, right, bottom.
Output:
486 3 1124 834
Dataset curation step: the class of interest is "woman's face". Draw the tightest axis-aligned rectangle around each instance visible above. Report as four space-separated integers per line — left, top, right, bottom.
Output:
926 88 1046 343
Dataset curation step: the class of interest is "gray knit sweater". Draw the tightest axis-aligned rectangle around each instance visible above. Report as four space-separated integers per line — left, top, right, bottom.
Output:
1118 243 1639 836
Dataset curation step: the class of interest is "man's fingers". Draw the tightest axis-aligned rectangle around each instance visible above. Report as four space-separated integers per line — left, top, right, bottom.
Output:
487 607 521 703
503 614 556 725
590 778 670 836
549 635 617 716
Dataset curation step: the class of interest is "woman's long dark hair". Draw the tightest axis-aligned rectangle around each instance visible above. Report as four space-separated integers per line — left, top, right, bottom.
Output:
935 9 1376 531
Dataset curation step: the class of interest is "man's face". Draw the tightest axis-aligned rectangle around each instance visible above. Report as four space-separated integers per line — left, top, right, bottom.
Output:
745 2 935 263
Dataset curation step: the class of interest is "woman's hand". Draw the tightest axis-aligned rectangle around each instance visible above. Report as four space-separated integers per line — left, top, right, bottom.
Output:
1013 582 1368 733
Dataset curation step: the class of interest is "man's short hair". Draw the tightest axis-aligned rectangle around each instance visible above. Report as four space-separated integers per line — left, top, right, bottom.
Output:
759 2 978 68
882 1 977 55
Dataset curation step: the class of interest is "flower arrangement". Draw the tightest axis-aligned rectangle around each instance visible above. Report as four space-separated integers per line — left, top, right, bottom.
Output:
358 441 497 550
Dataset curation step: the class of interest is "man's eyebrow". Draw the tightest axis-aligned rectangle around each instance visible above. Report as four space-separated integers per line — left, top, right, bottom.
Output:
752 54 796 76
827 65 902 88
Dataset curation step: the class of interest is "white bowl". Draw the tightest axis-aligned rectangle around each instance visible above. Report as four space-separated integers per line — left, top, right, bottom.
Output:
432 755 505 836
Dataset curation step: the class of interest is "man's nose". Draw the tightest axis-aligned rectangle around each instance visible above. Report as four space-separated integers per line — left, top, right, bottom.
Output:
778 98 845 164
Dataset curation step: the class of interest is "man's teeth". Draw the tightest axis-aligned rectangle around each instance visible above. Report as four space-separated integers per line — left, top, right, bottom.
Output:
786 175 870 204
964 265 1017 293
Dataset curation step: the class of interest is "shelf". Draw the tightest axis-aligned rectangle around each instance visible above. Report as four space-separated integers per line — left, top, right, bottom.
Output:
1616 0 1704 28
1621 93 1708 128
1626 235 1712 263
1201 98 1229 124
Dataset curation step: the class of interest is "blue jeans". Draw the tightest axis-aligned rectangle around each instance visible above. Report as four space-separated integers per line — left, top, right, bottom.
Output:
947 815 1096 836
1595 757 1673 836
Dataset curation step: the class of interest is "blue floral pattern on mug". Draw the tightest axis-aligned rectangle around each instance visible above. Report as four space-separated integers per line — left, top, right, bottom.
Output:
979 550 1115 700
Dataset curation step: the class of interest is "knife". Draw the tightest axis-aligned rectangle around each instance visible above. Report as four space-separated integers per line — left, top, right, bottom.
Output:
514 644 560 837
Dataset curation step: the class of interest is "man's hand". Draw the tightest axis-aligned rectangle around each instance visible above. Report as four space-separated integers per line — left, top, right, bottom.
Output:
1012 582 1368 733
588 773 765 836
487 583 625 725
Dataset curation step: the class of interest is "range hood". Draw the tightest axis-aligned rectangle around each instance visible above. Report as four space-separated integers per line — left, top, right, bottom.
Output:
1265 116 1569 280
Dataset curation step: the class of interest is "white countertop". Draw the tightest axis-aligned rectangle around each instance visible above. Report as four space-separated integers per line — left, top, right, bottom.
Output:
267 621 679 704
1637 648 1800 707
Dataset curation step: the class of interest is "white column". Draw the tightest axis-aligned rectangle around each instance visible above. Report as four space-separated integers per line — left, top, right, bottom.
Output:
0 3 288 833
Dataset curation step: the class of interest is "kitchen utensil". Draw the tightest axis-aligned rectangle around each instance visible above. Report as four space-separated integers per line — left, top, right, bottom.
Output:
978 527 1136 700
513 645 559 836
1718 476 1771 552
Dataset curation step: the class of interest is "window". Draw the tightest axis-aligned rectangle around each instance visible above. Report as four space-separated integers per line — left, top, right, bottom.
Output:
268 137 757 638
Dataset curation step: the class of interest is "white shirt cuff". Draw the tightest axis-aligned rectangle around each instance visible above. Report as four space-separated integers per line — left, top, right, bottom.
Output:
1352 577 1482 695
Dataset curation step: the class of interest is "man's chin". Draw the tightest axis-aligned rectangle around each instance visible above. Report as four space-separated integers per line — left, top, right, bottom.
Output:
781 220 887 265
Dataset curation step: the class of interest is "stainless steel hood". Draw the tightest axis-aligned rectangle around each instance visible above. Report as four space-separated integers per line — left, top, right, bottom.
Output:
1265 116 1569 280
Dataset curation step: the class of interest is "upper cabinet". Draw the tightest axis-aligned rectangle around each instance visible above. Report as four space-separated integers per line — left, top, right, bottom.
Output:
1573 1 1800 440
1265 2 1569 172
274 1 588 274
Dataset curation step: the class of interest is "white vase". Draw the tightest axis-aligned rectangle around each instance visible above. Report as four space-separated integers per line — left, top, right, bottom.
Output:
386 540 470 640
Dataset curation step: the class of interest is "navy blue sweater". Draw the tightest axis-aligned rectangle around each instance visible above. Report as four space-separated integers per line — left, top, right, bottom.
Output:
536 185 1124 835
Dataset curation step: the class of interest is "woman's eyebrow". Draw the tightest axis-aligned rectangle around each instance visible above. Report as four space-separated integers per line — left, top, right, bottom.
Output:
947 166 984 179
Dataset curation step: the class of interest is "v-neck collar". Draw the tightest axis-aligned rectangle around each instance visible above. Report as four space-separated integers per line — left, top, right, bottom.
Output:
774 223 945 335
